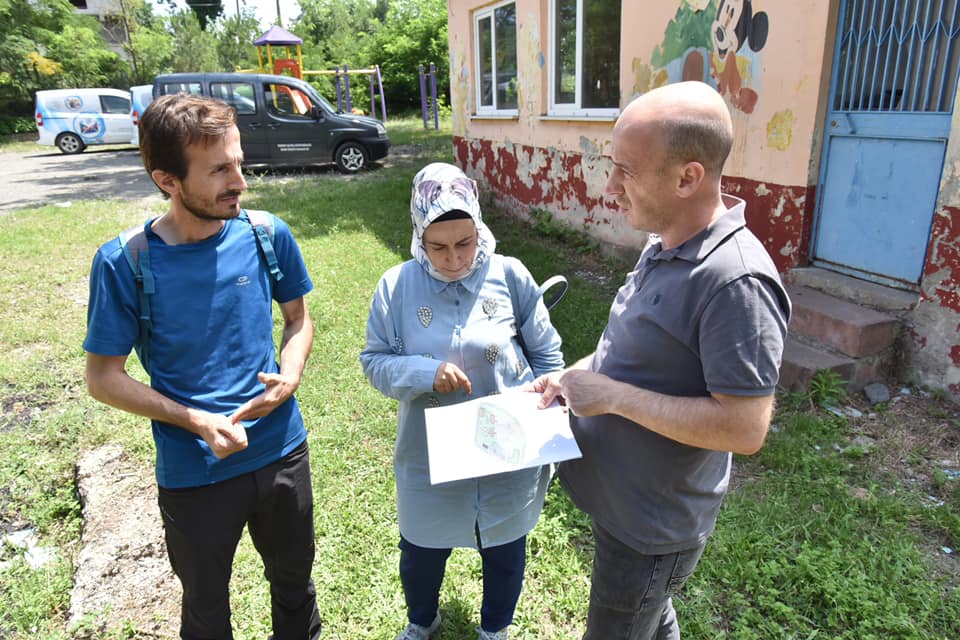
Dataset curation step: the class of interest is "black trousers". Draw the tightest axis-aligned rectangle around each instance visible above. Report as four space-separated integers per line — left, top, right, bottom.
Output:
158 441 321 640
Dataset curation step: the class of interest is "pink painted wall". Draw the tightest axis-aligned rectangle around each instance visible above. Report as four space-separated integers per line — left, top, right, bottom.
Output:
448 0 831 262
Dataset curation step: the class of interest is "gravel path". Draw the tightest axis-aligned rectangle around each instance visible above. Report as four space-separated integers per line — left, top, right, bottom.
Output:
0 146 162 213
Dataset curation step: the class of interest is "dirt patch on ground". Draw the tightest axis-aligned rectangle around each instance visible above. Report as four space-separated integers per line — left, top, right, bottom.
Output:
70 445 180 638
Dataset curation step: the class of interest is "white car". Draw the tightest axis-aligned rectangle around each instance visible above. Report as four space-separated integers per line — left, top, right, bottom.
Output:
35 88 133 154
129 85 154 147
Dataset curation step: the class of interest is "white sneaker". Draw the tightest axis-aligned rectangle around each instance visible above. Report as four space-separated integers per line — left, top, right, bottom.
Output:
477 626 509 640
396 613 441 640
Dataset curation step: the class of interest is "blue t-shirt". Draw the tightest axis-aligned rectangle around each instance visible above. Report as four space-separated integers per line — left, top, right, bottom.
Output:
84 214 314 488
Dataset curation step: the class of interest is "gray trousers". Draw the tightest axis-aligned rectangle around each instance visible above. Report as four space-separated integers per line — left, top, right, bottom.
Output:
583 522 706 640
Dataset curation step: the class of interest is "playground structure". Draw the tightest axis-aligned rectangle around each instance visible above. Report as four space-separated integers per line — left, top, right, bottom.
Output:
419 63 440 130
246 25 387 121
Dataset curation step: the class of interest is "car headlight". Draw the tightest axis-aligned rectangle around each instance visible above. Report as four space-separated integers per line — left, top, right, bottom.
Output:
376 122 386 137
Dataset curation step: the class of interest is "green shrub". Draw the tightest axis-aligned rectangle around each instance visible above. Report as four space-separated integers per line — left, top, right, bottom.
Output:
0 116 38 136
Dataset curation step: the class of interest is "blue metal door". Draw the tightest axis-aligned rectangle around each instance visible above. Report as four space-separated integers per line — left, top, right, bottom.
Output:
814 0 960 287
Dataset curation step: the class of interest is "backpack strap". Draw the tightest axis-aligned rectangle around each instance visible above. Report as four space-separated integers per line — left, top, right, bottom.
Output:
503 258 568 314
118 212 284 374
240 208 284 282
118 220 155 372
502 257 567 355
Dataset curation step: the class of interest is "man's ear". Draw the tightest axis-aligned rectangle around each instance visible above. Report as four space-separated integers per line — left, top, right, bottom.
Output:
151 169 180 198
675 161 706 198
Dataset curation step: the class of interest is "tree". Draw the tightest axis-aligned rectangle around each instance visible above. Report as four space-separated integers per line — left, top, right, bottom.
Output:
294 0 379 66
47 22 126 87
213 10 261 72
118 0 174 84
127 26 173 83
185 0 223 30
0 0 128 101
362 0 448 112
169 9 220 72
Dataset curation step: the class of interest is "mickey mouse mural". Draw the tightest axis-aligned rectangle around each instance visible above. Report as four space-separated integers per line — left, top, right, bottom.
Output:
682 0 769 114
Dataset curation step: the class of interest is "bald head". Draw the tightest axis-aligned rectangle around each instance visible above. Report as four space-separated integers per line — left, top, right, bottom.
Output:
617 81 734 176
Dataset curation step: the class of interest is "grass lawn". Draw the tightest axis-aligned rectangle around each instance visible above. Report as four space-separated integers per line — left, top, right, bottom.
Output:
0 115 958 639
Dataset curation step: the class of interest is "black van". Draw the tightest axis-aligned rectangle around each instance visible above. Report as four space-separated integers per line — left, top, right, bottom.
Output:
153 72 389 173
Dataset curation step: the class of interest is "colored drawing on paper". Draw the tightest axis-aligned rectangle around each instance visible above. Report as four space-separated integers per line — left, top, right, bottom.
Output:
474 402 526 465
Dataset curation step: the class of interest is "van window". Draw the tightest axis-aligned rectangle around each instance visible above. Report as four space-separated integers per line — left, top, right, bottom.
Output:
159 82 202 96
264 83 314 119
100 95 131 114
211 82 256 115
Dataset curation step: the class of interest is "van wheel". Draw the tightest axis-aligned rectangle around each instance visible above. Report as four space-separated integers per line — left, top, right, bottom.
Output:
56 133 86 155
335 142 368 173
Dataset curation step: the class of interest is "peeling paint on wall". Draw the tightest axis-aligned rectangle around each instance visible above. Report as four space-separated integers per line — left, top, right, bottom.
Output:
451 50 470 137
923 205 960 313
454 135 813 272
767 110 795 151
518 14 541 126
904 204 960 399
453 135 648 250
722 176 813 272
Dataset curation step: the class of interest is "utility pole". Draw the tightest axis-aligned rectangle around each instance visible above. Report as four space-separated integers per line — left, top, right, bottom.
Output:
274 0 282 26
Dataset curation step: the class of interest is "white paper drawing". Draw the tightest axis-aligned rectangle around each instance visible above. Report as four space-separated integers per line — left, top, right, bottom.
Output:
425 391 581 484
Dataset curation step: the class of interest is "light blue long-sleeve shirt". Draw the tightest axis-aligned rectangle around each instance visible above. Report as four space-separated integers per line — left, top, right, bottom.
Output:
360 254 564 548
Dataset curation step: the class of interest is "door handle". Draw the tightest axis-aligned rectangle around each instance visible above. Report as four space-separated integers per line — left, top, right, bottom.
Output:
247 123 262 129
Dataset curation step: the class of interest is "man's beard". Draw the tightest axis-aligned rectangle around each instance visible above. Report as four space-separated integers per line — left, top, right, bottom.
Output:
181 189 243 221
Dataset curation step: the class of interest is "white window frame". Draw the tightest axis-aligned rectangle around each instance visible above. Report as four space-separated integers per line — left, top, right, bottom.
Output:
474 0 519 116
548 0 621 118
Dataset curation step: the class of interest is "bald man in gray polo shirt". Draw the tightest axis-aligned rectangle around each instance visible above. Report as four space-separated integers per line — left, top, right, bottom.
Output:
535 81 791 639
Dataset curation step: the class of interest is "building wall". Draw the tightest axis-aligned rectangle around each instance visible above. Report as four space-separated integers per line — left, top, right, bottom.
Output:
449 0 833 265
906 90 960 398
448 0 960 401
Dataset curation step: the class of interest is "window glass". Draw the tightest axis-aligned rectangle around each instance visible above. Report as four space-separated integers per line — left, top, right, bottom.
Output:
100 95 130 114
211 82 257 115
551 0 620 113
159 82 201 96
474 1 518 113
478 15 493 108
554 0 576 104
264 83 315 119
495 3 518 109
581 0 620 108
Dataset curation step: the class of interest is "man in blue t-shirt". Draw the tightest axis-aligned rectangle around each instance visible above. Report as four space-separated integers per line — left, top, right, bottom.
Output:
534 81 790 639
84 94 321 639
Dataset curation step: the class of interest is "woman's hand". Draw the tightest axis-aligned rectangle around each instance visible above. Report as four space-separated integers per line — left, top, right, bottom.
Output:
433 362 472 395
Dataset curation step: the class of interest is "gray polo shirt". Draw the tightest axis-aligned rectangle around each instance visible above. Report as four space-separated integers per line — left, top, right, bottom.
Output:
559 196 790 555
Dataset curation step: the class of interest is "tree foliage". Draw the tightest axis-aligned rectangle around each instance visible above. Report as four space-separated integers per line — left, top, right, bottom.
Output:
169 9 220 72
0 0 124 99
0 0 453 118
184 0 223 30
215 11 262 72
293 0 449 113
365 0 449 112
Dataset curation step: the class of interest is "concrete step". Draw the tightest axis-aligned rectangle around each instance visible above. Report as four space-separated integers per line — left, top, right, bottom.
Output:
784 267 918 313
786 284 900 358
779 335 855 392
779 334 897 392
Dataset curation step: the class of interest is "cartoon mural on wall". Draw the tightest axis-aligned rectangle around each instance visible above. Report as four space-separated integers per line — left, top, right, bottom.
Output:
648 0 770 114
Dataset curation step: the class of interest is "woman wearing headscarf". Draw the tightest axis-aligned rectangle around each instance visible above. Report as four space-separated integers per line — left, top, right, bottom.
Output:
360 162 564 640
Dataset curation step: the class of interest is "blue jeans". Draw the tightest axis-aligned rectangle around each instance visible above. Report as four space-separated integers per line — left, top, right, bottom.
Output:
158 441 321 640
583 522 706 640
399 533 526 633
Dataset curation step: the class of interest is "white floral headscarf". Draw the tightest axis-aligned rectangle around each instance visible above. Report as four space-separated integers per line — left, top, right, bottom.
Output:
409 162 497 282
